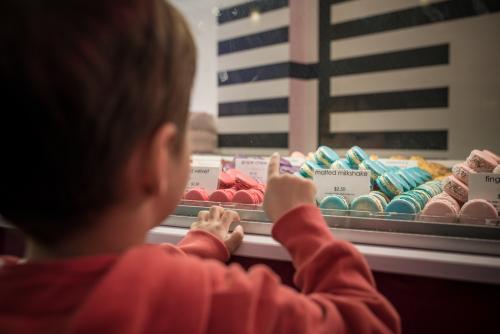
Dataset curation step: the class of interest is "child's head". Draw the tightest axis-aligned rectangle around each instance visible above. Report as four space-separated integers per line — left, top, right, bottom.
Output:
0 0 196 244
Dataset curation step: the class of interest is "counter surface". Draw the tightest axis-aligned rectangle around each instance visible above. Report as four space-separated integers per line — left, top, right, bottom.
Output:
148 225 500 285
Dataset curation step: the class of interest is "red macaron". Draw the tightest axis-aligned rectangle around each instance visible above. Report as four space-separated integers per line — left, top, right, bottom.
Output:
184 188 209 201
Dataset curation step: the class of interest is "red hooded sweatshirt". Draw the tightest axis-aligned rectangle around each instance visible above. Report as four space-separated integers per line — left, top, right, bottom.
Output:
0 205 400 333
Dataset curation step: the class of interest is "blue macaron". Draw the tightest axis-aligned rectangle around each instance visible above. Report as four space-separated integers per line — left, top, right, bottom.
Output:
346 146 369 167
315 146 340 167
330 159 353 170
376 173 404 199
359 159 385 182
350 194 385 213
299 160 323 178
319 194 349 212
386 198 419 214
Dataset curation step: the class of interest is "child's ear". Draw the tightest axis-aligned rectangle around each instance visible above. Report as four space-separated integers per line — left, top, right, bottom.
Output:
143 123 178 196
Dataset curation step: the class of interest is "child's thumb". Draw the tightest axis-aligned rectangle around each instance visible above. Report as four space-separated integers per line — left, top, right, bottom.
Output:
225 225 244 254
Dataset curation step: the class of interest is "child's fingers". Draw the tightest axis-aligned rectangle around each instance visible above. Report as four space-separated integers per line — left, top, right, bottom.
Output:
208 206 224 220
225 225 244 253
267 152 280 180
221 210 240 229
197 210 209 221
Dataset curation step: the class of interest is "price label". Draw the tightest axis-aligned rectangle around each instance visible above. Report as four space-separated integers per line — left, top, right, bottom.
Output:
313 169 371 202
235 157 269 184
186 165 221 192
469 173 500 212
378 159 418 169
191 155 222 168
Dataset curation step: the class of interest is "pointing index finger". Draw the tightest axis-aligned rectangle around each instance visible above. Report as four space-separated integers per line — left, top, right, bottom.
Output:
267 152 280 180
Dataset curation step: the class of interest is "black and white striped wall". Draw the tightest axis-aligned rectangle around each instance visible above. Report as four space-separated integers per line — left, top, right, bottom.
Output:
214 0 500 158
216 0 320 155
319 0 500 158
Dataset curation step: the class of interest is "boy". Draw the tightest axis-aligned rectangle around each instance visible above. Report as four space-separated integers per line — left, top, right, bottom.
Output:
0 0 400 333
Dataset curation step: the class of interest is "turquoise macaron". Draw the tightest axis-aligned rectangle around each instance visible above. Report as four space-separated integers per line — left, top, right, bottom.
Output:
314 146 340 167
386 197 419 214
376 173 404 199
369 191 389 210
299 160 323 178
345 146 369 167
389 172 411 192
350 194 385 213
396 170 417 189
373 160 390 173
330 159 353 170
319 194 349 212
359 159 385 182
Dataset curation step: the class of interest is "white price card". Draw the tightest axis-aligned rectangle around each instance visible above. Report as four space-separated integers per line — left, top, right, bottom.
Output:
186 165 221 192
313 169 371 203
191 155 222 167
235 157 269 184
469 173 500 212
378 159 418 169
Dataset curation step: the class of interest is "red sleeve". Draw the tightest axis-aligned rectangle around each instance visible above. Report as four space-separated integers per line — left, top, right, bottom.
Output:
204 205 401 334
170 230 230 262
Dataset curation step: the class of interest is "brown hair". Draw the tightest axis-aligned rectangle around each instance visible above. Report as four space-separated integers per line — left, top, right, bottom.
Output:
0 0 196 243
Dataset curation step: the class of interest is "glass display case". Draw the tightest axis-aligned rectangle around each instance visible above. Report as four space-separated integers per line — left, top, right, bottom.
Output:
161 0 500 265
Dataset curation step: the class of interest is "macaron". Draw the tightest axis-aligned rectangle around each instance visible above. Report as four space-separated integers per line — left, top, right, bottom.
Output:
299 160 323 178
218 171 235 189
420 198 459 223
209 188 237 202
404 168 426 185
483 149 500 164
443 176 468 203
376 173 404 199
350 194 385 213
386 197 419 214
233 189 262 205
372 159 390 173
235 173 259 190
370 191 389 209
390 172 411 192
396 170 417 189
452 163 476 185
319 195 349 211
459 199 498 225
466 149 497 172
346 146 369 167
184 188 209 201
433 192 460 213
359 160 385 182
330 159 353 170
314 146 340 167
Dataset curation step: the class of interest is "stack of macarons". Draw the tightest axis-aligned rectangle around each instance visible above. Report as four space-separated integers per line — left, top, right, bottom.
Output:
444 149 499 205
375 167 431 199
420 192 461 223
184 169 265 205
385 181 442 215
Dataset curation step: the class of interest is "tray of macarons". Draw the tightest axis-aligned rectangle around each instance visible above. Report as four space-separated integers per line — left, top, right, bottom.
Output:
173 146 500 242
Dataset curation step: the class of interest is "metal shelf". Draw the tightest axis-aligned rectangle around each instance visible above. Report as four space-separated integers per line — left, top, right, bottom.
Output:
165 203 500 256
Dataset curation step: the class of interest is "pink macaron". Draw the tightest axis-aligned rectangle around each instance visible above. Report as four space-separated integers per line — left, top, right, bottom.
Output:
184 188 209 201
459 199 498 225
218 171 235 189
433 192 461 213
443 176 468 204
235 173 259 190
209 188 236 202
420 199 459 223
466 149 497 172
483 149 500 164
452 162 476 185
232 189 259 205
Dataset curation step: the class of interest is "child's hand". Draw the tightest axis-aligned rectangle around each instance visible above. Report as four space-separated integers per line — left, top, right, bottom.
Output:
263 153 316 222
191 206 244 253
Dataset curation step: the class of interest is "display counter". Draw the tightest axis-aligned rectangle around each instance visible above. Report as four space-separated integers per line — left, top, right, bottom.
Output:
148 203 500 285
